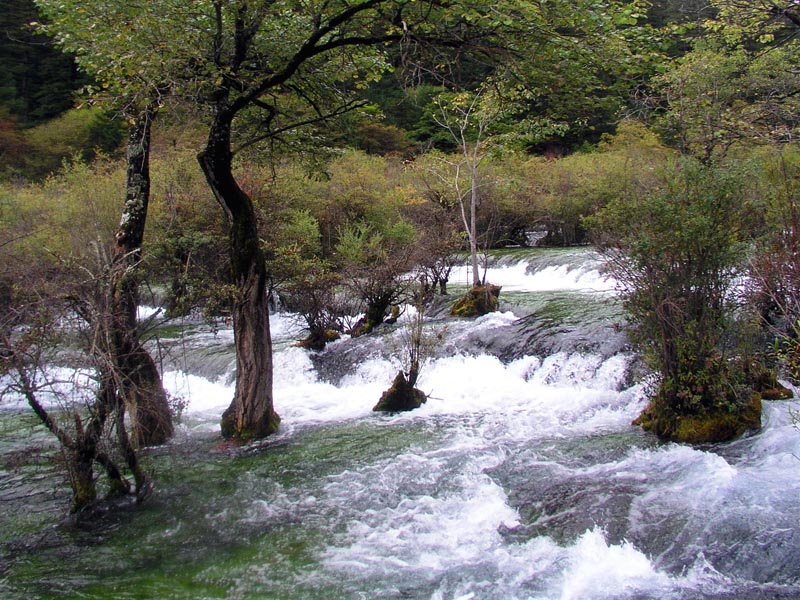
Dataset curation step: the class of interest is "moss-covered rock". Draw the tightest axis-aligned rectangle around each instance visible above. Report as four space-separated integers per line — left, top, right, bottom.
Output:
760 387 794 400
373 370 427 412
450 284 502 317
634 393 762 444
296 329 340 351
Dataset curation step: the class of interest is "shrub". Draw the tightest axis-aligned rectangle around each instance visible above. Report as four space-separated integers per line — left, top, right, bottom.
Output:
22 107 125 179
588 157 760 441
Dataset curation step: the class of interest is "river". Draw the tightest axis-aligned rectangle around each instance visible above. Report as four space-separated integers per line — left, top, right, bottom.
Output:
2 247 800 599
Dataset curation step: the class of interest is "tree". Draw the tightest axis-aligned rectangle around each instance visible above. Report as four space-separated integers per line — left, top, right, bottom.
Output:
652 43 800 163
34 0 653 440
188 0 431 439
1 299 149 514
373 285 431 412
643 0 800 162
33 2 174 447
110 103 174 447
402 187 461 295
431 87 507 288
746 148 800 385
588 158 762 443
335 221 417 335
679 1 800 389
0 162 158 513
34 0 501 440
704 0 800 44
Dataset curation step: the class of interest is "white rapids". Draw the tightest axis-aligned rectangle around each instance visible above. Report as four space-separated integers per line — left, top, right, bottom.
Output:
154 249 800 600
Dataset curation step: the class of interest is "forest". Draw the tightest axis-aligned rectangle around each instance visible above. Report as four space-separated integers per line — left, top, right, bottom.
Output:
1 1 800 598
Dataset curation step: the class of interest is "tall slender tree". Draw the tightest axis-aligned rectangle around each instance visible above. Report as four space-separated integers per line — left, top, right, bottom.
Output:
110 101 174 446
33 0 174 446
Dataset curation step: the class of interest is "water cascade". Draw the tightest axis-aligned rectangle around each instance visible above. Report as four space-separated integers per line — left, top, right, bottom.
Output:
2 247 799 599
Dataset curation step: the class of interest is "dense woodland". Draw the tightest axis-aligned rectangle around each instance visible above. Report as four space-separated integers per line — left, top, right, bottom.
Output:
1 0 800 513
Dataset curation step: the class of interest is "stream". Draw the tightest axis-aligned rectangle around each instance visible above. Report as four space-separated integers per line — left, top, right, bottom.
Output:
2 247 800 599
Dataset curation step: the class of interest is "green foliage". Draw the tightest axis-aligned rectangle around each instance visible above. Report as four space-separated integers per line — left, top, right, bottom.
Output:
316 151 415 254
0 158 124 267
143 151 229 317
588 157 758 424
703 1 800 49
653 43 800 162
353 121 414 156
21 107 125 179
477 120 670 247
335 222 392 268
0 0 80 125
363 82 444 144
331 178 419 334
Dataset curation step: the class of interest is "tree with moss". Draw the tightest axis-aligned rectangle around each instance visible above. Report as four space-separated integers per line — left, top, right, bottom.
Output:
589 158 763 442
31 0 174 445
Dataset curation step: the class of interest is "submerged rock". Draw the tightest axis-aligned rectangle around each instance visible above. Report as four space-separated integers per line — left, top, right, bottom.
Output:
373 370 427 412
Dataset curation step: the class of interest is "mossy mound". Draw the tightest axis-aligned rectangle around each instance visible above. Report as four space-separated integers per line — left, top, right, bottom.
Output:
296 329 341 351
450 284 502 317
373 370 427 413
634 393 762 444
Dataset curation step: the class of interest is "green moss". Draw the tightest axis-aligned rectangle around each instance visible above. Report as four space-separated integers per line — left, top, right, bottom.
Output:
634 393 762 444
105 477 131 500
296 329 340 351
450 284 502 317
70 480 98 514
221 407 281 440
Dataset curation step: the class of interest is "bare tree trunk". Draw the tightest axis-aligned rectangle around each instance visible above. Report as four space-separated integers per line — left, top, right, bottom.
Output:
198 112 280 440
469 162 480 287
110 104 173 447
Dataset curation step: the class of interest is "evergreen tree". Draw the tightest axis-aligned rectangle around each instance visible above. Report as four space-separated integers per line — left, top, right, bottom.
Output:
0 0 81 124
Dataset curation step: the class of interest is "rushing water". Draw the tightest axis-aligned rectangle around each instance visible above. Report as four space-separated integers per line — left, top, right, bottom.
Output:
2 247 800 600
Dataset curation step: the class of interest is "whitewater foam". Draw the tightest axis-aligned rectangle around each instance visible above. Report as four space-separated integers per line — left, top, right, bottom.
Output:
450 262 615 293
